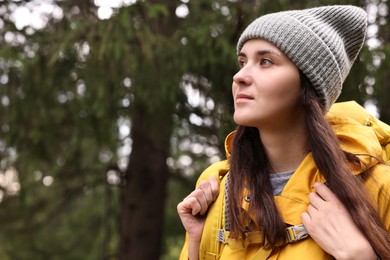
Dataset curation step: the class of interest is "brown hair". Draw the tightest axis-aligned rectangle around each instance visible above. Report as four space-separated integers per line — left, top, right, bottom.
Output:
228 71 390 257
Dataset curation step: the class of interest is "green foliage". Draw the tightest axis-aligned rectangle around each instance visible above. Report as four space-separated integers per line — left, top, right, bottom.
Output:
0 0 387 259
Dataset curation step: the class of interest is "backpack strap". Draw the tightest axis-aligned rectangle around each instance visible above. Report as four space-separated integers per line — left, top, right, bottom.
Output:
285 224 309 242
216 173 309 249
199 166 229 260
200 164 309 260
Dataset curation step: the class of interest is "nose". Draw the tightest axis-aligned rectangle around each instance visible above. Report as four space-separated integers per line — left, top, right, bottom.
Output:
233 67 252 86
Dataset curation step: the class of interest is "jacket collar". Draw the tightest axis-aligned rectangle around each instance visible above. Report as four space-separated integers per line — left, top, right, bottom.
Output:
225 101 390 226
224 101 388 174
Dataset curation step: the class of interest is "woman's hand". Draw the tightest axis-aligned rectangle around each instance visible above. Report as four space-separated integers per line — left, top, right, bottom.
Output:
177 176 220 240
301 182 377 260
177 176 220 260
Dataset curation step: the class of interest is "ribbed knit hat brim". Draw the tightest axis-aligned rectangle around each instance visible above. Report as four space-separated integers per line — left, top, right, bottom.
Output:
237 5 368 111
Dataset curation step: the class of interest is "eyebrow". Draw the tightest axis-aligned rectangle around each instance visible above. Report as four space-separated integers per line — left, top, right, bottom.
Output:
238 49 280 57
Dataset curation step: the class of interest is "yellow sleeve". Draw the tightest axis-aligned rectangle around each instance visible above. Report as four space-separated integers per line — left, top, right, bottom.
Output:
178 160 229 259
364 164 390 230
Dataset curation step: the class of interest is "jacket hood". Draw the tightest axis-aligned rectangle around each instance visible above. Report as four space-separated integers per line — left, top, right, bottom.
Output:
224 101 390 173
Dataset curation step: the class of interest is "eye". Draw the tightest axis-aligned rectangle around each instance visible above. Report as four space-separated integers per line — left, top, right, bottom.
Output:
237 58 247 68
260 58 273 65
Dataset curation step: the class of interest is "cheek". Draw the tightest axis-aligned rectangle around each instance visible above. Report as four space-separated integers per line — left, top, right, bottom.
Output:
273 71 300 99
232 83 237 97
286 76 301 100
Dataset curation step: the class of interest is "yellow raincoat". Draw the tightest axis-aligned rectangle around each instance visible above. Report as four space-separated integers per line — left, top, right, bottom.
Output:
179 101 390 260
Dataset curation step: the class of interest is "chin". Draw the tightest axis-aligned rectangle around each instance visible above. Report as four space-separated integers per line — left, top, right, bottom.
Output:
233 116 256 127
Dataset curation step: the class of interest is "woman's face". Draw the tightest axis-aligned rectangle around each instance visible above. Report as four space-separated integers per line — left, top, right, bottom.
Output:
232 39 302 129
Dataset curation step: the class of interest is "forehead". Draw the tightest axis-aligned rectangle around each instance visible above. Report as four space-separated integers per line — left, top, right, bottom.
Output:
239 39 283 55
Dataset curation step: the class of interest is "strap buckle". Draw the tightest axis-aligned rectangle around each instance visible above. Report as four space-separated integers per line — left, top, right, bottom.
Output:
217 229 226 244
285 224 309 243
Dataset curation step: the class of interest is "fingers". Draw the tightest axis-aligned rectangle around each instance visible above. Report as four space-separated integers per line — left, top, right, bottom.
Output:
301 212 311 229
313 182 336 202
301 202 321 236
197 177 218 203
178 195 201 216
302 182 341 236
196 176 220 215
307 182 338 209
191 188 208 215
301 183 329 231
178 176 220 217
308 191 325 209
208 176 220 200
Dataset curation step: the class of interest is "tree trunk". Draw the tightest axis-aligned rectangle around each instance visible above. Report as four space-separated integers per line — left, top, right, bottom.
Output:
117 1 180 258
118 102 172 259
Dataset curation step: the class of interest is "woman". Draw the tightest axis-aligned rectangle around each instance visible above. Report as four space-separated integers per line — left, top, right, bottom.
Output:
177 5 390 260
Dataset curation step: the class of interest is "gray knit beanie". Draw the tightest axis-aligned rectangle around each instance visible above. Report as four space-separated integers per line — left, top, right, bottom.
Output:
237 5 368 111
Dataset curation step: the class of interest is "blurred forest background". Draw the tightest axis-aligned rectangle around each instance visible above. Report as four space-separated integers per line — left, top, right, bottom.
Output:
0 0 388 259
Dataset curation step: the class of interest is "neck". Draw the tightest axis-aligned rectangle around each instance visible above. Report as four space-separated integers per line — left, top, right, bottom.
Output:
258 115 309 173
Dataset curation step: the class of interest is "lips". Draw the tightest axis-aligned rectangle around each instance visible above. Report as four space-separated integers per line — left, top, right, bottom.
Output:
236 93 254 102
